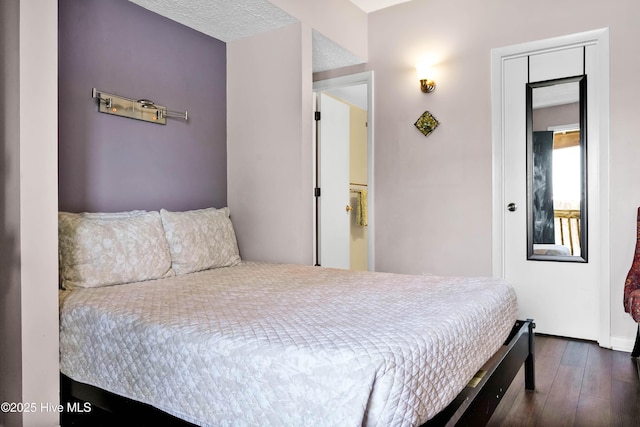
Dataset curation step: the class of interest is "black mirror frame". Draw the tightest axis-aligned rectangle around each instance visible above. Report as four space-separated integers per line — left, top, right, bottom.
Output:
525 75 588 262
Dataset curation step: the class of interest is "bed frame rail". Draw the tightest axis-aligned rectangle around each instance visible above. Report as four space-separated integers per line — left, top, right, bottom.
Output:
424 318 535 426
60 375 193 426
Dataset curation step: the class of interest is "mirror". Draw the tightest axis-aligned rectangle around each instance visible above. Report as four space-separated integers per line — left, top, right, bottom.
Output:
526 75 587 262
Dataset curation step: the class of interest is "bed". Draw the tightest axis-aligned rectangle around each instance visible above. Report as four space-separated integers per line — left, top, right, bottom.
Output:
58 207 534 426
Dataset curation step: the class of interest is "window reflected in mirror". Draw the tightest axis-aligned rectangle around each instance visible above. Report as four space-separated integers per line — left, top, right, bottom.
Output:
526 75 587 262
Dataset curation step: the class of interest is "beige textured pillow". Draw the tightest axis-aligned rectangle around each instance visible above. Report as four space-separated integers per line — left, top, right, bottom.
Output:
160 207 241 275
58 211 174 289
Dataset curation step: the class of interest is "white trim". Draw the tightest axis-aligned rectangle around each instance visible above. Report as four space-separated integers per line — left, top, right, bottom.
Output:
313 71 375 271
491 28 611 347
548 123 580 132
610 336 635 353
19 0 60 424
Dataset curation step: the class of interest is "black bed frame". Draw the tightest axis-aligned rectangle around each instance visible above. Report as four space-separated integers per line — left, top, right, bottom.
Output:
61 319 535 427
424 319 535 426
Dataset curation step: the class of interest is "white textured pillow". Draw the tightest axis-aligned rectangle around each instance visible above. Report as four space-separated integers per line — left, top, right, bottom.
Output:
58 211 174 290
73 210 148 219
160 207 241 275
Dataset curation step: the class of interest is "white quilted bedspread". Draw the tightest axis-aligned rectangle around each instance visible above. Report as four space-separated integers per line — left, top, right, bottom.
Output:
59 262 517 427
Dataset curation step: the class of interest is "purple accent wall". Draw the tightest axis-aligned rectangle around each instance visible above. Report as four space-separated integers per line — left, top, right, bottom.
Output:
58 0 227 212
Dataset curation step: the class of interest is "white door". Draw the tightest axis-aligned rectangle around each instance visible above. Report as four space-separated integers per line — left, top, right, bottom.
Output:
317 93 351 269
496 32 610 342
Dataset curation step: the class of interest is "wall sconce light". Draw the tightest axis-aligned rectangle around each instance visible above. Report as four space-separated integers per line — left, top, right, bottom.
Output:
416 62 436 93
92 88 188 125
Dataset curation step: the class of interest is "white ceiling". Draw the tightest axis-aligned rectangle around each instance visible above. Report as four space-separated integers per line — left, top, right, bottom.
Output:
128 0 409 72
312 30 365 73
325 84 368 111
532 81 580 109
129 0 298 42
349 0 413 13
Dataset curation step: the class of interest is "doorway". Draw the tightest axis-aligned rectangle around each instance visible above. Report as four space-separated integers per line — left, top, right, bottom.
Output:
491 29 610 344
313 72 374 271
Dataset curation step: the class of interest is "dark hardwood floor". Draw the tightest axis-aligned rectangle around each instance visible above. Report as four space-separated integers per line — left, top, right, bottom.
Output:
488 335 640 427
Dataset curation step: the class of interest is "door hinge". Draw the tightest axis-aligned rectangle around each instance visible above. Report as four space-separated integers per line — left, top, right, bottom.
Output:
314 111 321 121
314 187 321 197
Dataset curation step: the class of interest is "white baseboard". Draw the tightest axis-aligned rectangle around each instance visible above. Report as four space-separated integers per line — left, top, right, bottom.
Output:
609 335 635 353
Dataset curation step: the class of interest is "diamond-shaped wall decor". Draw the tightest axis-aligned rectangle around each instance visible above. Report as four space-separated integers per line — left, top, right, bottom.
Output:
414 111 440 137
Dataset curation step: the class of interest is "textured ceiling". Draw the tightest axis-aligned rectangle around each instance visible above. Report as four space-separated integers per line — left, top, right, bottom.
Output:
129 0 370 72
129 0 298 42
312 30 364 73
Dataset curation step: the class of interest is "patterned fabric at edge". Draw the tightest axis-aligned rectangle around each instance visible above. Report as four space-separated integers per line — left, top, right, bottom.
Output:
624 207 640 322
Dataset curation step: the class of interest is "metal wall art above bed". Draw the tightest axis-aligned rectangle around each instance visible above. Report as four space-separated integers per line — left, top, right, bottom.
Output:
92 88 188 125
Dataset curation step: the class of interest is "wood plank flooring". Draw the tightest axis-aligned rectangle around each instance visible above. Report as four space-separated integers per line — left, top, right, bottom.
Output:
487 335 640 427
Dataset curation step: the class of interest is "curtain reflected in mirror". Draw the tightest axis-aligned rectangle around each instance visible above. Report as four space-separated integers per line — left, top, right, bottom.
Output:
526 75 587 262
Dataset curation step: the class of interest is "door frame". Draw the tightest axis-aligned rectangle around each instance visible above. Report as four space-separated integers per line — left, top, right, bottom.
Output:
313 71 375 271
491 29 611 347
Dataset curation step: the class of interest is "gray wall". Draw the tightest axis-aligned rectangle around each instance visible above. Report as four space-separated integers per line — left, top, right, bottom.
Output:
59 0 227 213
533 103 580 131
0 0 22 425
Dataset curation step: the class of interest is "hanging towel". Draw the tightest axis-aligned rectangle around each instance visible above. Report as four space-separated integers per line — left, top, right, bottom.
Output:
356 190 368 226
